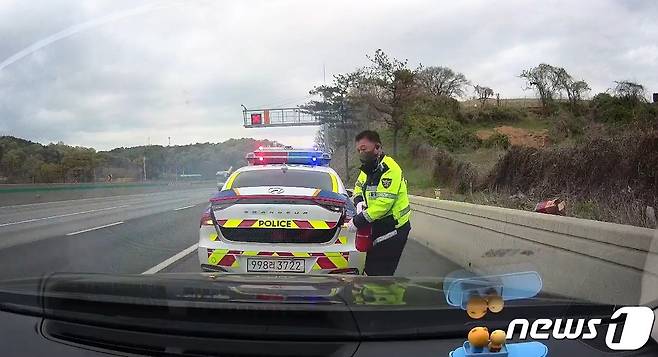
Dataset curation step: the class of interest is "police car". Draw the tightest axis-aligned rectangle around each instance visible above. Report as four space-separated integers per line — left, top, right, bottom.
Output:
198 147 368 274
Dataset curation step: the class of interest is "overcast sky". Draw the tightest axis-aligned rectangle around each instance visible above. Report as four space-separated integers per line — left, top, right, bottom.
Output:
0 0 656 150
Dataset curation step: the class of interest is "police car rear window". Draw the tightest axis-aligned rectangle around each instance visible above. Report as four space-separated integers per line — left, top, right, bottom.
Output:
231 169 334 191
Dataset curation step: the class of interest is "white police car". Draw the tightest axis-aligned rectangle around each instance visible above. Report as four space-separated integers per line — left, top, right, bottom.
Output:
198 147 368 274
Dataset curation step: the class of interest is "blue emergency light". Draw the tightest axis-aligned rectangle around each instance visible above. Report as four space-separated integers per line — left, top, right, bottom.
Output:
246 147 331 166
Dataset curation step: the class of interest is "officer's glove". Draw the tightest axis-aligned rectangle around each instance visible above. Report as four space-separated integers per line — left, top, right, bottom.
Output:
356 201 367 214
346 219 358 232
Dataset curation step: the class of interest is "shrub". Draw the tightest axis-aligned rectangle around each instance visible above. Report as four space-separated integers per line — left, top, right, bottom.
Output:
548 111 586 141
409 115 480 151
433 150 479 194
486 131 658 208
460 106 527 124
589 93 658 125
482 132 510 149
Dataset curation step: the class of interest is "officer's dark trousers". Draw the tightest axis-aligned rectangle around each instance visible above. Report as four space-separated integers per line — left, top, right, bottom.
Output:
364 222 411 276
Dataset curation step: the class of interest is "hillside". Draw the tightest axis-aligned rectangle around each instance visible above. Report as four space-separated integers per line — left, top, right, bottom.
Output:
389 102 657 228
327 95 657 228
0 136 278 184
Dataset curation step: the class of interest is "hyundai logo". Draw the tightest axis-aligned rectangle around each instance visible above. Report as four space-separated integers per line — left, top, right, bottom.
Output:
268 187 284 194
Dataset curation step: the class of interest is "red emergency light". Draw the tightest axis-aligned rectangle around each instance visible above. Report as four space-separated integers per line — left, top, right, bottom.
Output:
245 147 331 166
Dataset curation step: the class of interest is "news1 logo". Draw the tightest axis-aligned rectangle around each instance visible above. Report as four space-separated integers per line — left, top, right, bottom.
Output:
506 306 655 351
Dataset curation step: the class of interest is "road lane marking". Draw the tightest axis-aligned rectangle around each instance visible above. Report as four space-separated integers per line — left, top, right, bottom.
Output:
174 204 196 211
0 187 212 210
142 243 198 274
0 191 175 209
66 221 124 236
0 205 129 227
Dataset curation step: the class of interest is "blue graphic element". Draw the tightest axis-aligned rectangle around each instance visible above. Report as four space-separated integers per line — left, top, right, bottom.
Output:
443 270 542 309
283 150 331 165
449 341 548 357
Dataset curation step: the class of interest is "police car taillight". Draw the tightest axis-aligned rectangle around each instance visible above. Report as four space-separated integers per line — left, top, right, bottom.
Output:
314 197 344 212
200 211 214 227
210 196 239 211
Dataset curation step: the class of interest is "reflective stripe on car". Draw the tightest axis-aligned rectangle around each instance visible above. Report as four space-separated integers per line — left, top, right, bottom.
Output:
206 249 350 270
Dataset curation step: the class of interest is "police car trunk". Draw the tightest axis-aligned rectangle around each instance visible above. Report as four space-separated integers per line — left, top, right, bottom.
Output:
199 149 366 274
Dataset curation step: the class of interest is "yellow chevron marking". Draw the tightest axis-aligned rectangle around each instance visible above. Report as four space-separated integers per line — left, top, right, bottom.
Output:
309 220 329 229
222 219 242 228
327 255 349 269
207 249 228 265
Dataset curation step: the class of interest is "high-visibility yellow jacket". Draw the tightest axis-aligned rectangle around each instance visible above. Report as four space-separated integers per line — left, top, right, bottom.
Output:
352 155 411 237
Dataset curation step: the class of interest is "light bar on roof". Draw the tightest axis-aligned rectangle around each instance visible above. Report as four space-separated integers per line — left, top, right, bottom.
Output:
246 147 331 166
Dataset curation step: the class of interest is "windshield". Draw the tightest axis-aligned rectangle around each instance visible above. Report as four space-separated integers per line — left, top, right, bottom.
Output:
0 1 657 355
231 169 334 191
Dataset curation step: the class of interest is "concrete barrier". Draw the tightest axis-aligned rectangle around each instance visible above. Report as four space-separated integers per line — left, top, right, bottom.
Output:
409 195 658 305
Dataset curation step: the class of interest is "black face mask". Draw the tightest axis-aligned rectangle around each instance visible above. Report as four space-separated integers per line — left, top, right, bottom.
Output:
359 150 379 172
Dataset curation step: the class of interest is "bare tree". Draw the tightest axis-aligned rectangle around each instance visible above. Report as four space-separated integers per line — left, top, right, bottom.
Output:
614 81 647 104
474 85 494 106
416 66 470 98
570 80 590 101
553 67 590 112
520 63 559 112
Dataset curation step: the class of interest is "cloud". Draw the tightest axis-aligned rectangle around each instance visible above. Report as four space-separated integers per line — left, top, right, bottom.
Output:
1 0 657 150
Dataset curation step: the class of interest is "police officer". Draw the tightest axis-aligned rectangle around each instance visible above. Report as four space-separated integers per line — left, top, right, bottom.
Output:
347 130 411 276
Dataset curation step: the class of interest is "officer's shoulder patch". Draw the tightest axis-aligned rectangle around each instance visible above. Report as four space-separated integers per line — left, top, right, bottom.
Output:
381 178 392 188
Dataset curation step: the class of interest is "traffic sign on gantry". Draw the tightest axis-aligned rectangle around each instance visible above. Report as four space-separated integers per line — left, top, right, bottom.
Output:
242 106 326 128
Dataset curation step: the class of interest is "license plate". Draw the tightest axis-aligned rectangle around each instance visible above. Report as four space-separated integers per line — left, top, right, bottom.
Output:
246 258 305 273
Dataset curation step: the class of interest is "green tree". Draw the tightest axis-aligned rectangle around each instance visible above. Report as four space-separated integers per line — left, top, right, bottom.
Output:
416 66 469 98
304 71 362 181
1 148 25 181
360 49 419 155
38 163 64 183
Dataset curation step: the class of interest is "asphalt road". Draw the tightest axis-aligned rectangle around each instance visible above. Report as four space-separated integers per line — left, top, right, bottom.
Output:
0 188 460 281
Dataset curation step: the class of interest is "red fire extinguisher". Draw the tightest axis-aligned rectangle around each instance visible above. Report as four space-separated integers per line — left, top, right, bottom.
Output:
355 223 373 252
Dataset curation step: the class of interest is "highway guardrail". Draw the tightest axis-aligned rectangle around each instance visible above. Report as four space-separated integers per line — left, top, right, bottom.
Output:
409 195 658 305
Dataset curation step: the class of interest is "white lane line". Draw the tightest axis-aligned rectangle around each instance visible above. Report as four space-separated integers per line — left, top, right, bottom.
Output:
66 221 124 236
174 204 196 211
0 205 129 227
142 243 198 274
